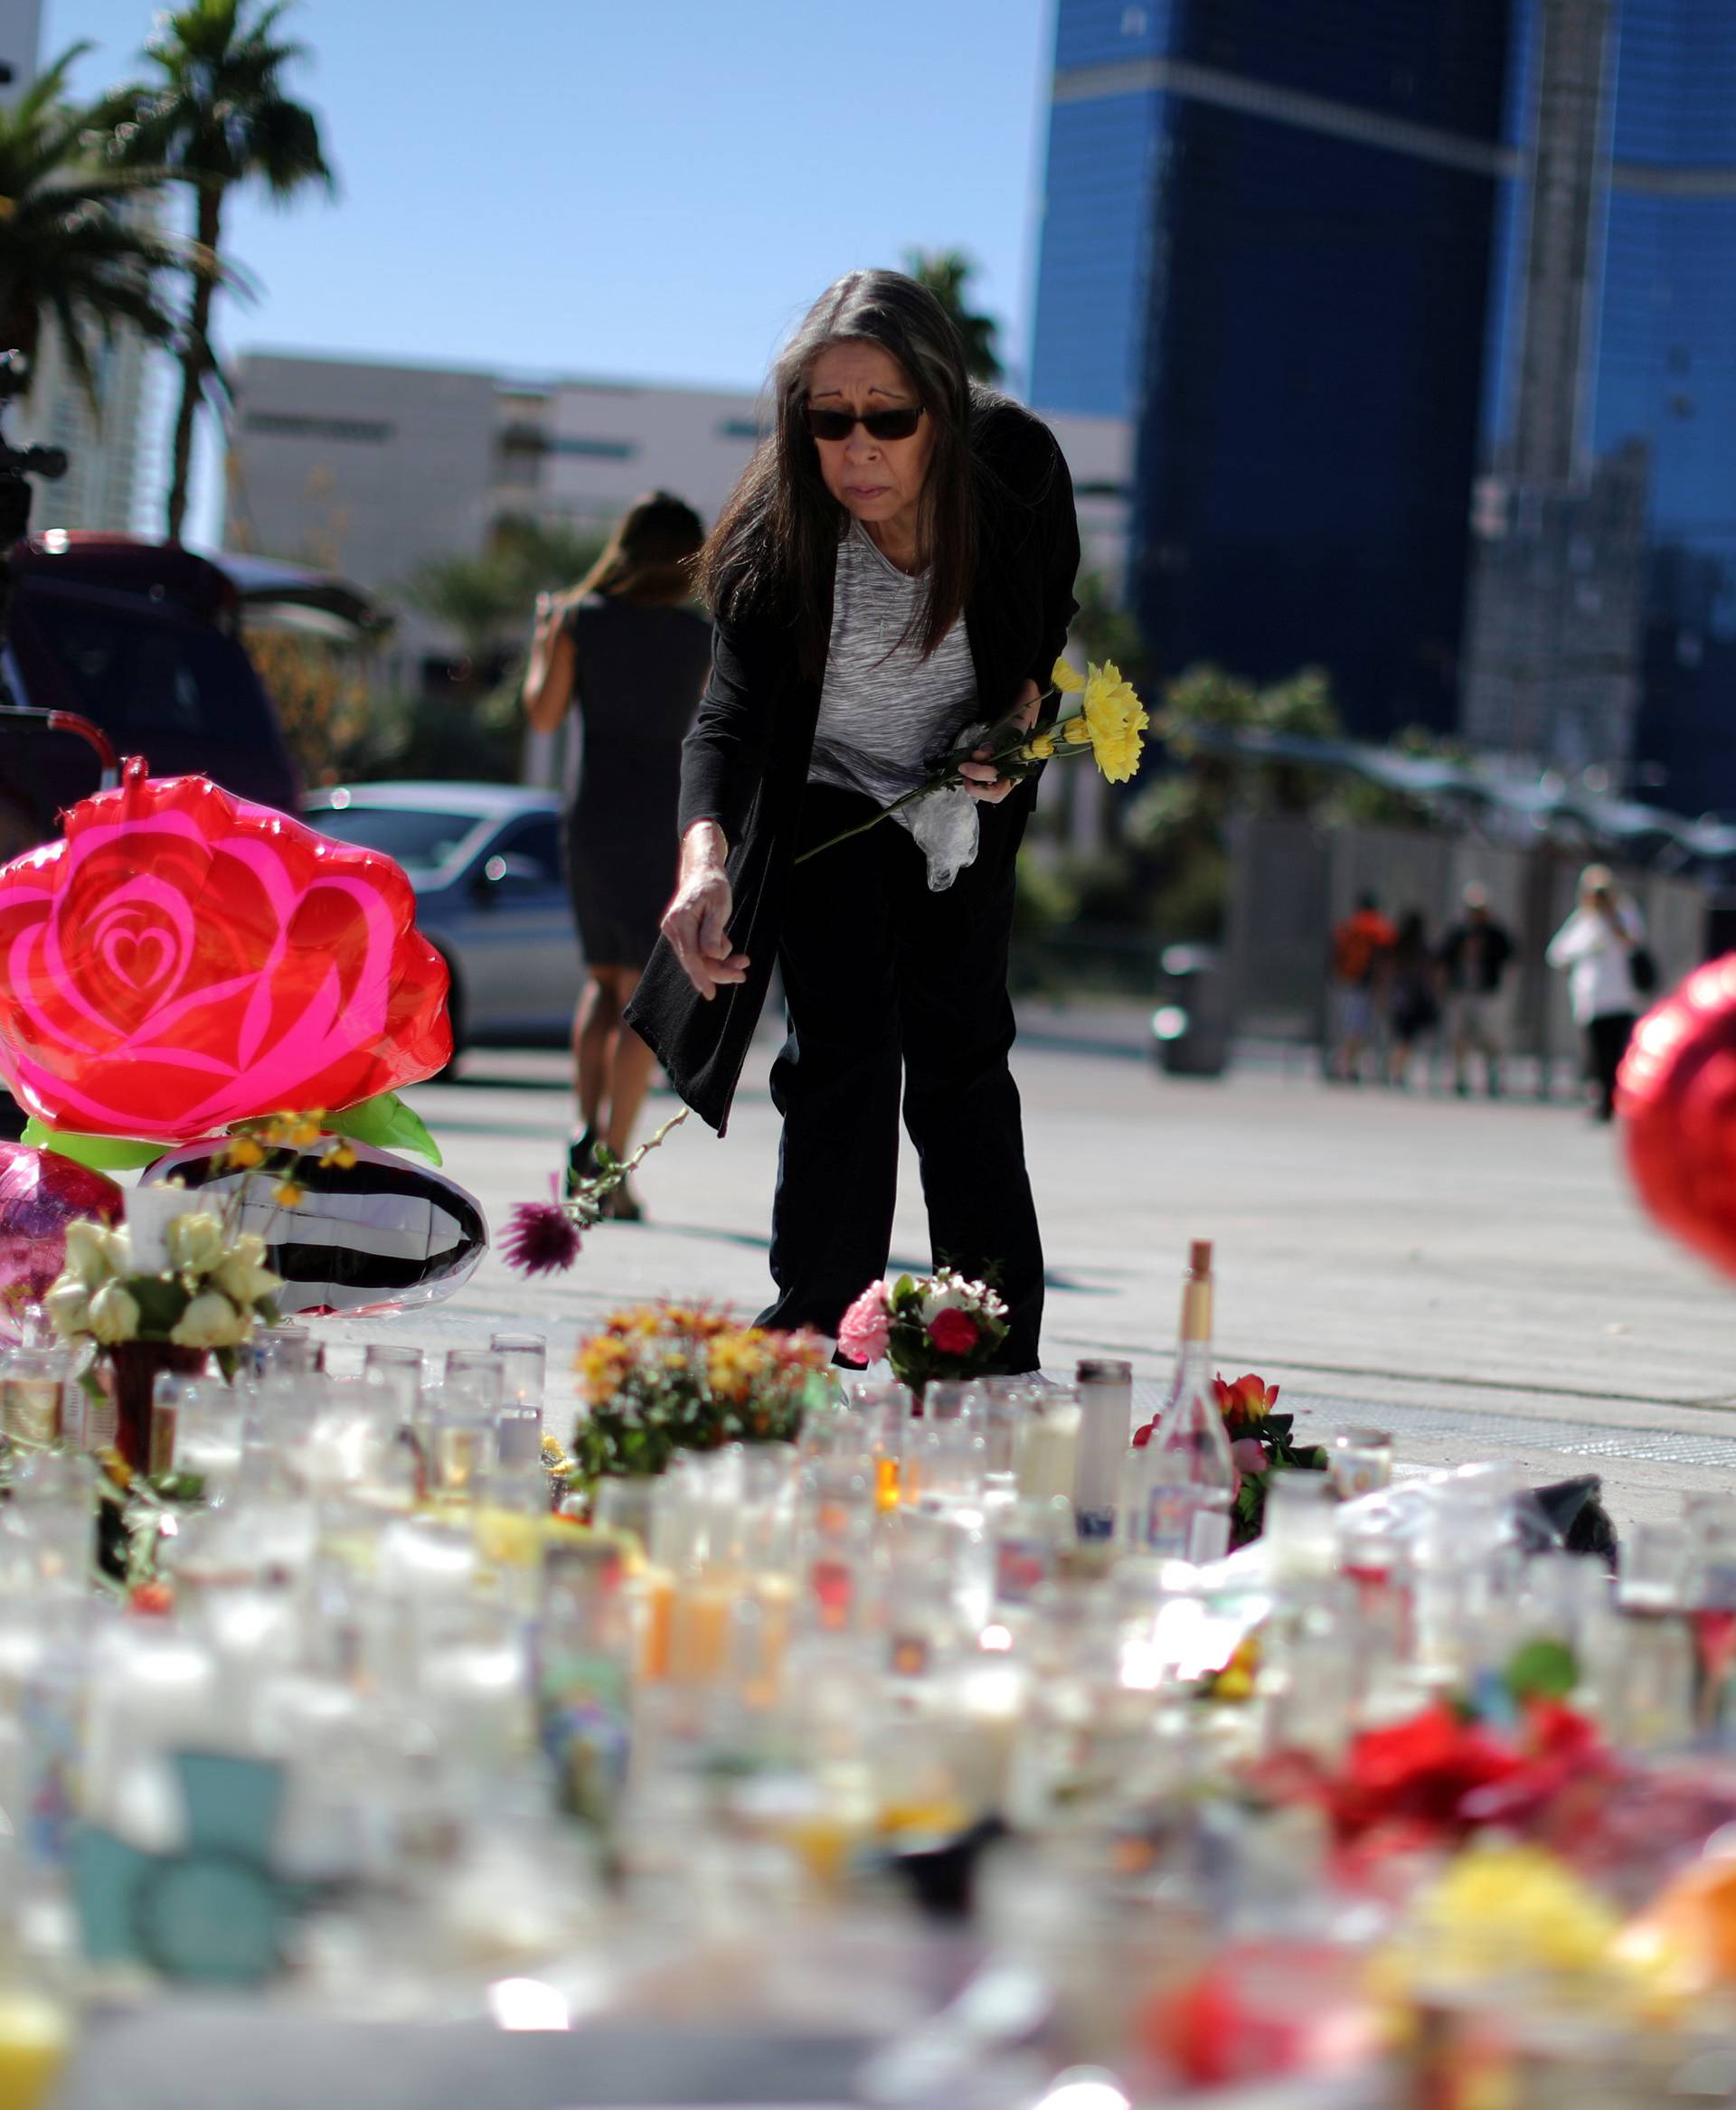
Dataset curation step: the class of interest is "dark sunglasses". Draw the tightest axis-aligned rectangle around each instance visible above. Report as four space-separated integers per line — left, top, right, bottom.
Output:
801 402 925 443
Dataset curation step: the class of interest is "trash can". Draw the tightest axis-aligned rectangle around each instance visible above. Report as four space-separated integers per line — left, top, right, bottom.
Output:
1150 944 1231 1077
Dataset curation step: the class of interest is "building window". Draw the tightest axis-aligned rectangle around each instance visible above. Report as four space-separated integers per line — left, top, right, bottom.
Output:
547 437 637 460
717 418 767 440
242 411 395 443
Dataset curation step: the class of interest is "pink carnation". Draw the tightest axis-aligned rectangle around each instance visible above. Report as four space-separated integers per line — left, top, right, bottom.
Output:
836 1281 892 1364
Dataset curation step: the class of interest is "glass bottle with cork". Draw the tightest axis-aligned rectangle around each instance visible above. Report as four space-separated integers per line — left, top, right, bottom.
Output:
1122 1239 1235 1564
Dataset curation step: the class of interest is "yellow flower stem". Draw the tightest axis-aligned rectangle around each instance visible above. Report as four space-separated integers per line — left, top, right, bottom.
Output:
795 690 1061 867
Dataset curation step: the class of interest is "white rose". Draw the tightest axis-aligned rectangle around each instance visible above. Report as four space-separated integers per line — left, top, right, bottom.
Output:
169 1290 247 1350
87 1281 142 1345
43 1278 91 1338
212 1252 282 1307
165 1210 226 1276
61 1220 114 1289
98 1227 133 1277
920 1276 970 1321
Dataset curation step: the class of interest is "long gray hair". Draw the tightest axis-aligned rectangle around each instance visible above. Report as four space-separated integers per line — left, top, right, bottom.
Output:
700 269 976 672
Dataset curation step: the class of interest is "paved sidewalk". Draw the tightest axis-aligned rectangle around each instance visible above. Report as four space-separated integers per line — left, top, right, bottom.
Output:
308 1031 1736 1531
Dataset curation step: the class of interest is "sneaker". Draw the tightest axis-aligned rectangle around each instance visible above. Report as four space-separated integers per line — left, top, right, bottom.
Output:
563 1127 599 1200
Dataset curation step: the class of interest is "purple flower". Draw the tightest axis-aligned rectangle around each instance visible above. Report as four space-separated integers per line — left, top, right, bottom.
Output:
502 1196 582 1276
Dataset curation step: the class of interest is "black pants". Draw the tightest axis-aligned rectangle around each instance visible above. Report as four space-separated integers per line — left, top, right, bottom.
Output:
1586 1011 1636 1120
757 783 1043 1371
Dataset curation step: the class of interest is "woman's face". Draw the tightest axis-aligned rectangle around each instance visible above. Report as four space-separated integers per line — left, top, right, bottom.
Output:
803 341 934 546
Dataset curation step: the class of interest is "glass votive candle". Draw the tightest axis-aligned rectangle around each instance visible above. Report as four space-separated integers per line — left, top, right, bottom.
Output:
255 1323 319 1378
2 1347 71 1446
442 1346 505 1406
924 1381 980 1424
1264 1474 1340 1579
495 1403 544 1473
1013 1385 1080 1503
1328 1425 1393 1500
1619 1518 1691 1612
363 1340 424 1400
150 1367 203 1474
169 1379 244 1493
489 1333 546 1406
426 1407 496 1499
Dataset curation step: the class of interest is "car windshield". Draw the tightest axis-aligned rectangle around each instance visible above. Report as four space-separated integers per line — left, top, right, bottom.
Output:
27 595 281 745
306 804 484 872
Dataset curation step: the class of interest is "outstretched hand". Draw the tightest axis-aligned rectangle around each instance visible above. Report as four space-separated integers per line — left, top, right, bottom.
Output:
662 824 750 1000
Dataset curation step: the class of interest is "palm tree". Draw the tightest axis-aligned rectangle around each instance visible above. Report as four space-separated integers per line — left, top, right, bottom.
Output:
399 519 609 691
103 0 334 542
400 552 527 688
903 248 1004 383
0 48 195 414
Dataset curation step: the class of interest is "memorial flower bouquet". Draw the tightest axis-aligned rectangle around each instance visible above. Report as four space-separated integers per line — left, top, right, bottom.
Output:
797 656 1150 865
43 1210 282 1369
837 1266 1011 1392
38 1112 362 1466
563 1301 829 1489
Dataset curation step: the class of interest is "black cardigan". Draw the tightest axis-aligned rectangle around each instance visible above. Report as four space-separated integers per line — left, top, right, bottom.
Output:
626 393 1081 1135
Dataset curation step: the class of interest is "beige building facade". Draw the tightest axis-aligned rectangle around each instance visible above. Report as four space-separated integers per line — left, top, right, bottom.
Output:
225 348 1132 692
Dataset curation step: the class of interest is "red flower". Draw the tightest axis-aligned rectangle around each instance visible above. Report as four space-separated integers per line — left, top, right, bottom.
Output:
1326 1703 1523 1842
501 1192 583 1276
1213 1371 1280 1432
0 768 450 1140
927 1307 980 1356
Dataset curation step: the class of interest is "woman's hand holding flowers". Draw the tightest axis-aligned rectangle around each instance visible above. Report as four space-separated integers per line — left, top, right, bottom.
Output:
959 678 1042 805
664 822 750 1001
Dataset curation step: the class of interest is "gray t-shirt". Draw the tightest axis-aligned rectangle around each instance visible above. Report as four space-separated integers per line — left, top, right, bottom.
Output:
807 519 977 809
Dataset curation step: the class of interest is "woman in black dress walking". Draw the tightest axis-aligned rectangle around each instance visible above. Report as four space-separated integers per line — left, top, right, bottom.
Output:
524 494 710 1215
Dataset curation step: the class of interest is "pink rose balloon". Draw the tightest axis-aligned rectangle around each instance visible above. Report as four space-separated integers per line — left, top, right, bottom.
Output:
0 765 451 1141
0 1140 124 1342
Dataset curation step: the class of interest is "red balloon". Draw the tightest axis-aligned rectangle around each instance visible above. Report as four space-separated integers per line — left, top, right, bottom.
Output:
1620 954 1736 1279
0 767 450 1141
0 1141 124 1342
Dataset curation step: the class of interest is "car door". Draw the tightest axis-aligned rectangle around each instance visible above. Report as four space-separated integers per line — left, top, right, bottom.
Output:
451 812 584 1040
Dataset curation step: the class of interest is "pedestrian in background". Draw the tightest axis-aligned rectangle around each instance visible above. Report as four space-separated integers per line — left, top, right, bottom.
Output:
1546 863 1646 1123
1328 891 1396 1083
524 493 711 1217
627 268 1080 1370
1440 881 1514 1098
1385 908 1440 1088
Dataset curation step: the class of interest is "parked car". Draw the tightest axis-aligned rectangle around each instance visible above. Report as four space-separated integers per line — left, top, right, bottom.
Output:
0 532 384 858
302 782 583 1053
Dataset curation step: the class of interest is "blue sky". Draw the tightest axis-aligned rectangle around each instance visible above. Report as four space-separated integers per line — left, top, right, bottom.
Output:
45 0 1057 539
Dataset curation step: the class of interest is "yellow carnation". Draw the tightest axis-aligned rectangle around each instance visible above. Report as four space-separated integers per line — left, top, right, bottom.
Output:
1025 732 1056 761
1079 660 1149 785
708 1330 771 1403
1052 656 1086 692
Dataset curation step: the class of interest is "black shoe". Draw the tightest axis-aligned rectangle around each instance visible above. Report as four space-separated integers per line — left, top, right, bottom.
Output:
604 1178 644 1223
564 1127 599 1199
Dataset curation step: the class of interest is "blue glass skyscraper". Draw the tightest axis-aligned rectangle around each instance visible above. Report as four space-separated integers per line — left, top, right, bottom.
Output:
1032 0 1736 803
1031 0 1514 741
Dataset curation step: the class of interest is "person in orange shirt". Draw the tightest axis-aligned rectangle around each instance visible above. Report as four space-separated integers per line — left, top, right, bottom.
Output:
1328 891 1398 1083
